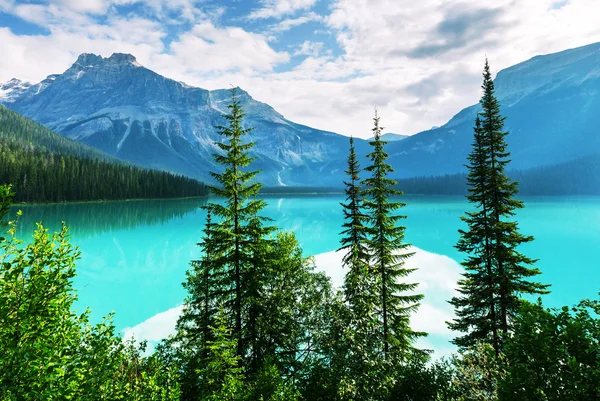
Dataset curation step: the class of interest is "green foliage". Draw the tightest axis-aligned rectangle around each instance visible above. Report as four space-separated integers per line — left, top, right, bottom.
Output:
0 184 179 400
451 342 508 401
0 106 207 202
247 359 302 401
362 111 423 361
449 60 549 352
173 89 333 401
500 300 600 400
260 232 332 381
0 184 14 242
389 358 457 401
199 309 245 401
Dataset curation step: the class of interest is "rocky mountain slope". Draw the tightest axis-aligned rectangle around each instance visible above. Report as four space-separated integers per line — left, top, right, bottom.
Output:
3 53 360 186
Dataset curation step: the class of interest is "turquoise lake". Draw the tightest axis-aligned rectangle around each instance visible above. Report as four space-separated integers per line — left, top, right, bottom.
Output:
11 195 600 354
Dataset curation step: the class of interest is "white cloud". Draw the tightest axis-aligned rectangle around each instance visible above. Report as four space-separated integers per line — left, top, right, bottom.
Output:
53 0 135 14
0 15 287 83
249 0 318 20
293 40 325 57
5 0 203 25
269 12 323 33
155 22 290 75
306 0 600 137
0 28 153 82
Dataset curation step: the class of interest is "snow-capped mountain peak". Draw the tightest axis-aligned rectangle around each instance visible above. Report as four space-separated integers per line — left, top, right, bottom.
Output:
0 78 32 103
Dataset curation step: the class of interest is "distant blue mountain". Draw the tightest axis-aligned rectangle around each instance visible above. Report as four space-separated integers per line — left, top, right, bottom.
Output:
368 133 409 142
385 42 600 177
3 42 600 185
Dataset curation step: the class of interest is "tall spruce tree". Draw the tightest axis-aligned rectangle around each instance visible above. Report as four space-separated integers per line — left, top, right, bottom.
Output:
362 111 423 361
448 116 501 351
173 88 272 399
336 136 382 400
339 136 371 312
449 59 549 351
206 87 269 365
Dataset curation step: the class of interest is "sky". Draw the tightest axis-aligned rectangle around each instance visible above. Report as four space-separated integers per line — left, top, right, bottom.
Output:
1 0 600 138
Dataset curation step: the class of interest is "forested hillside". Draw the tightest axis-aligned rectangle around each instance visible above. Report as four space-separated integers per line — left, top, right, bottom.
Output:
0 106 208 202
397 153 600 196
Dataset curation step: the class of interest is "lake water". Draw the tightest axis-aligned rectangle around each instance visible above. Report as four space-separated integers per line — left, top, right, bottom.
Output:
10 195 600 355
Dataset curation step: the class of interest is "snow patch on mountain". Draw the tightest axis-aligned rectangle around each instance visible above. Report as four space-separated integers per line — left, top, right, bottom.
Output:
0 78 32 103
277 169 288 187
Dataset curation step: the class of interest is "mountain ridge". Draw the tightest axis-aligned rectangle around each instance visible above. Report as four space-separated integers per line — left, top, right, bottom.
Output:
3 42 600 186
3 52 358 187
385 41 600 177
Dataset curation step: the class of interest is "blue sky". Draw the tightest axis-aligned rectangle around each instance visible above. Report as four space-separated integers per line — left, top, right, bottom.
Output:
1 0 600 138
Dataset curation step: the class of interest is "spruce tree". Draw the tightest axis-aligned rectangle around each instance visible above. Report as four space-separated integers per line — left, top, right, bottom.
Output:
175 209 224 399
206 87 268 363
244 208 275 375
174 88 275 392
449 60 549 351
337 136 381 400
362 111 423 360
448 116 501 351
339 136 371 313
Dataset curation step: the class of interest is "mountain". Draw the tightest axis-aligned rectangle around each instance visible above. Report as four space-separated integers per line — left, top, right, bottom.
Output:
385 42 600 177
368 133 408 142
0 78 32 103
3 53 358 187
0 105 207 203
3 42 600 186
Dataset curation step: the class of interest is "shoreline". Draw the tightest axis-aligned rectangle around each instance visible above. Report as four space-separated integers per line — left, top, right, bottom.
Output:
13 191 600 207
13 195 210 207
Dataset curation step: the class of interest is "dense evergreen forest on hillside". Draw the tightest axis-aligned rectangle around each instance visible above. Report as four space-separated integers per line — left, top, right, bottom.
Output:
2 67 600 401
397 153 600 195
0 106 208 203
